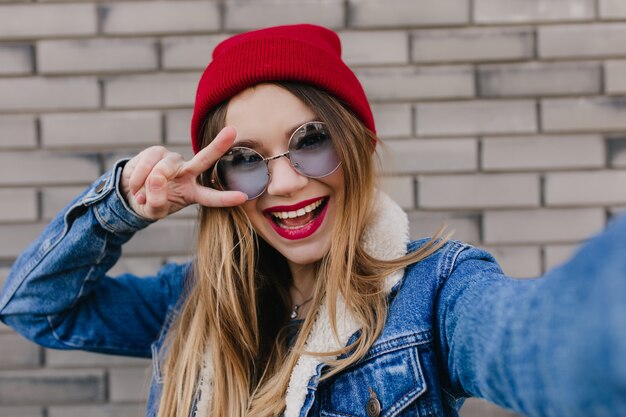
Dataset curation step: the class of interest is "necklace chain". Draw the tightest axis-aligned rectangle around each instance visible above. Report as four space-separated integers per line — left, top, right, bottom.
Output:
290 296 314 319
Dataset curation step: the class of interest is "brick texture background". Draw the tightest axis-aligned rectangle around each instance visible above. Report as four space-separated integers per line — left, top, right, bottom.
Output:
0 1 624 416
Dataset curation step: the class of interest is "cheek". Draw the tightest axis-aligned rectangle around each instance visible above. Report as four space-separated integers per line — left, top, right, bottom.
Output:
241 201 262 226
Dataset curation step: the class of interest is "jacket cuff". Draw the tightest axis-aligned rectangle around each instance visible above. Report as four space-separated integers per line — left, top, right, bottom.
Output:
82 158 155 234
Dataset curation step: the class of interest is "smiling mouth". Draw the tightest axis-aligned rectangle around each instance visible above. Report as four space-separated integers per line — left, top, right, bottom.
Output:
267 197 328 230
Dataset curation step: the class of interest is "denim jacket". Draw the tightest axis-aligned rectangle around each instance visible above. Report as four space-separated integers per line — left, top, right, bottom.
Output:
1 162 625 417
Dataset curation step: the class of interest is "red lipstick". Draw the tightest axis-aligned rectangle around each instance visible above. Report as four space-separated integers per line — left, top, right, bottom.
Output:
264 196 329 241
263 196 325 214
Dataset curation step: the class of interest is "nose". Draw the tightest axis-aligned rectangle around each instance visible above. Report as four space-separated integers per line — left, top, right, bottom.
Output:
266 155 308 197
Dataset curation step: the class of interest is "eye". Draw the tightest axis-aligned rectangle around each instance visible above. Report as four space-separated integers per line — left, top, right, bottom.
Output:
293 130 330 152
229 148 263 168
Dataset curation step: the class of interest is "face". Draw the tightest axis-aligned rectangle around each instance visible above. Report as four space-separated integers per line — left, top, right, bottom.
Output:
224 84 344 268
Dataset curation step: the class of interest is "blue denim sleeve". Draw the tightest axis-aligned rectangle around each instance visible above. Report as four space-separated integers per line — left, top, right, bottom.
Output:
0 160 187 358
437 214 626 417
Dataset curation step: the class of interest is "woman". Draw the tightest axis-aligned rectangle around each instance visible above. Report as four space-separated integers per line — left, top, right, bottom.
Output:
1 24 625 417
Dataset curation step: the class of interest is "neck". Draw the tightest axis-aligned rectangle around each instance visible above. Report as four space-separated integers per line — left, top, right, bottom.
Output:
288 261 316 303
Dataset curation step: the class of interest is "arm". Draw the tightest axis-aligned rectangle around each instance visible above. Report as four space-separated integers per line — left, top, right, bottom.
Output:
0 160 187 357
437 214 626 417
0 128 247 358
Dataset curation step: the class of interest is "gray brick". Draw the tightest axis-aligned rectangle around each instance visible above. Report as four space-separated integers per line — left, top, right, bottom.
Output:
411 27 534 64
380 138 477 174
225 0 344 30
102 146 194 170
460 398 521 417
419 174 540 209
478 61 601 97
41 111 161 149
0 223 45 259
101 1 220 35
0 77 99 111
474 0 595 23
545 171 626 206
481 245 542 278
339 31 408 65
544 244 578 269
166 255 193 265
416 100 537 136
608 137 626 168
48 404 146 417
0 151 99 186
379 177 414 210
370 104 412 138
542 97 626 132
46 349 149 368
162 35 227 70
356 66 474 101
0 334 40 369
107 256 166 277
539 23 626 58
0 189 37 223
38 38 158 74
484 208 605 244
105 73 198 108
0 407 43 417
109 367 151 403
165 109 193 146
0 4 96 39
41 186 86 221
0 266 9 287
0 116 36 149
482 135 605 171
0 44 32 75
0 369 105 405
349 0 469 27
600 0 626 19
124 218 195 256
408 211 480 243
606 60 626 94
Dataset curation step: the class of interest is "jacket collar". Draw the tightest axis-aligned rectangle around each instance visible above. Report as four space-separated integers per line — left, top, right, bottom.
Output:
284 190 409 416
195 191 409 417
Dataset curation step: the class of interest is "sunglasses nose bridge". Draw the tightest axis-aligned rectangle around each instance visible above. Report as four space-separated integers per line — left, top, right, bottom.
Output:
264 150 300 171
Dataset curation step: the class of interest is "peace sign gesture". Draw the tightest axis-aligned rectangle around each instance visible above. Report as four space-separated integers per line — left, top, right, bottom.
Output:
120 126 247 220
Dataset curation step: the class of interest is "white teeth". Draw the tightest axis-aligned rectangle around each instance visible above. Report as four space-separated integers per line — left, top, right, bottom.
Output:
270 199 323 220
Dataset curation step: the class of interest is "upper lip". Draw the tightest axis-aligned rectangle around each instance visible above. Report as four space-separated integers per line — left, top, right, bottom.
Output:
263 196 327 214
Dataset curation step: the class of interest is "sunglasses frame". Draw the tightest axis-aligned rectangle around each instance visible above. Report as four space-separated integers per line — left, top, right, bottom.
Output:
210 121 341 200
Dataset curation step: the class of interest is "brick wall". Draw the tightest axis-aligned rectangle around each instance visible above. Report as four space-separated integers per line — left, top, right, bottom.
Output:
1 1 624 416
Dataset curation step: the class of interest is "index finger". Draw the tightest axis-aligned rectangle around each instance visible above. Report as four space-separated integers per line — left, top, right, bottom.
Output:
183 126 237 177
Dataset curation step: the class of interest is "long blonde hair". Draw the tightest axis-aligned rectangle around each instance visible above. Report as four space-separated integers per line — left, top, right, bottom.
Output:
156 82 448 417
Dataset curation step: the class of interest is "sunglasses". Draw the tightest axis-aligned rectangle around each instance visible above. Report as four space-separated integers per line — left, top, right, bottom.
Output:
211 121 341 200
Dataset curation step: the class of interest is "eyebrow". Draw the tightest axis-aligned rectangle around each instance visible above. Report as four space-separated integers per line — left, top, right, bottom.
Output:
232 119 318 150
284 118 317 138
232 138 260 150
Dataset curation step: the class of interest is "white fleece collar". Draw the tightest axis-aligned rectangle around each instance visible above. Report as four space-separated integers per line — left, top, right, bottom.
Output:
195 191 409 417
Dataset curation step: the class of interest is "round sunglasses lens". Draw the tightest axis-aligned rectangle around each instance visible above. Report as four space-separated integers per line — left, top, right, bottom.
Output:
289 123 340 178
217 147 268 199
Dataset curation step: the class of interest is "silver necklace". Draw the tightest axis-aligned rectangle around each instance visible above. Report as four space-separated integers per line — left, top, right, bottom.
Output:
290 296 313 319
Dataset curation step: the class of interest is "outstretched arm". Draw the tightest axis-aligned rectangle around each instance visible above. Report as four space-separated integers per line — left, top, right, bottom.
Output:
438 214 626 417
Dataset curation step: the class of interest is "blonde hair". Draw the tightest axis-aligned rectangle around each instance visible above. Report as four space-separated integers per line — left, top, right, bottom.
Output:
156 82 448 417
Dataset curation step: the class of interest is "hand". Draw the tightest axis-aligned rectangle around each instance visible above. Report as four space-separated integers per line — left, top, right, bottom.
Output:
120 126 247 220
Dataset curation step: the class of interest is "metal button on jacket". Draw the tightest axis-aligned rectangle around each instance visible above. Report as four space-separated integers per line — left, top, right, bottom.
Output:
366 387 381 417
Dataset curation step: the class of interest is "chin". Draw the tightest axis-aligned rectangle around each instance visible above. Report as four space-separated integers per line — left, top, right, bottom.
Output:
270 238 331 267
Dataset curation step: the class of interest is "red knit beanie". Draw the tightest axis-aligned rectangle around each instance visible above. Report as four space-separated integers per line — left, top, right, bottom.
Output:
190 24 375 154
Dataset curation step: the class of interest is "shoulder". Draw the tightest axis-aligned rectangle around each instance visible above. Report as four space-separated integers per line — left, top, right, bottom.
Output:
403 237 502 290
